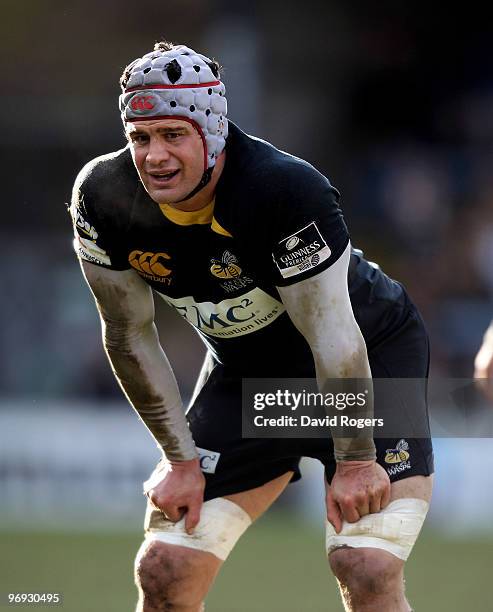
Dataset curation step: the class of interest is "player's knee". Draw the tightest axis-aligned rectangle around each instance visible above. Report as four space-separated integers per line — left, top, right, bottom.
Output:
135 540 205 608
329 547 403 596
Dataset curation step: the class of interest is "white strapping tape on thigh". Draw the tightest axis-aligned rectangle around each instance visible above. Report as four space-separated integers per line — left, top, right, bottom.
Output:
144 497 252 561
326 498 429 561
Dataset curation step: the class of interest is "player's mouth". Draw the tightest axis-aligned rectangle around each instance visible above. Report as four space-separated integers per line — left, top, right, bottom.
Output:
148 170 180 186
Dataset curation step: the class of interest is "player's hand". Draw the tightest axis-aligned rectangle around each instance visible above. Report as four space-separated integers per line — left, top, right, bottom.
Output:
326 460 391 533
143 457 205 534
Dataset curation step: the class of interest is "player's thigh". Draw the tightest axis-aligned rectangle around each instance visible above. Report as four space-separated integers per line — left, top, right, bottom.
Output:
224 470 294 521
390 472 433 502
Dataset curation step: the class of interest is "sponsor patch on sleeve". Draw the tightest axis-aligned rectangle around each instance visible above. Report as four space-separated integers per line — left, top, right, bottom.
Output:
272 222 332 279
70 202 112 266
73 236 112 267
70 202 99 241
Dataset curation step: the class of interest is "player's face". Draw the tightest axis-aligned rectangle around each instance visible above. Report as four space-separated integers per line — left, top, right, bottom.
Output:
126 119 204 205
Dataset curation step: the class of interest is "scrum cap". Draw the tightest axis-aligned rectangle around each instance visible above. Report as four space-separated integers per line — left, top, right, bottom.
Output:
119 45 228 173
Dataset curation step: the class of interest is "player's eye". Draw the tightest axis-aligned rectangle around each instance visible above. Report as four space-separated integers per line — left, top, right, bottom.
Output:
130 133 149 144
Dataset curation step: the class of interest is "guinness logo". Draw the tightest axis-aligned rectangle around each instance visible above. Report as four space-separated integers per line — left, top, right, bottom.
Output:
129 250 172 284
210 250 242 279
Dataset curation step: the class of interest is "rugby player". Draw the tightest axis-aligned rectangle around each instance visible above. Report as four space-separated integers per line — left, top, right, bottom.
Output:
70 42 434 612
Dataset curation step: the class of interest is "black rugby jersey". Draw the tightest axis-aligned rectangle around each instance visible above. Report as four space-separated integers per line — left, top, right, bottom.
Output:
70 122 407 375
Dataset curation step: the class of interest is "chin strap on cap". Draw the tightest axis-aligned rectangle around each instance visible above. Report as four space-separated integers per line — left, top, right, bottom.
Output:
177 167 214 202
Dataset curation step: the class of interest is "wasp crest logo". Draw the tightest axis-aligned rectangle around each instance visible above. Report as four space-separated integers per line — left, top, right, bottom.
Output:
129 250 172 284
210 251 242 279
385 439 410 464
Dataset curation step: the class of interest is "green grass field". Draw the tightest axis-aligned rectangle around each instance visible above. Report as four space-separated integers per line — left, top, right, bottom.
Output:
1 515 491 611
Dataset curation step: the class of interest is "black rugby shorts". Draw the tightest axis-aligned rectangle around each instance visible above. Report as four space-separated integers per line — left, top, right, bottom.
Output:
185 305 434 502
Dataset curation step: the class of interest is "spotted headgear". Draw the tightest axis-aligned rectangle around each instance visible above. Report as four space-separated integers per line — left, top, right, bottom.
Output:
119 44 228 199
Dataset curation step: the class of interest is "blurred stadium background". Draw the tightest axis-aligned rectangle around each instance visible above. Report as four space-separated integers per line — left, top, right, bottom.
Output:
1 1 493 610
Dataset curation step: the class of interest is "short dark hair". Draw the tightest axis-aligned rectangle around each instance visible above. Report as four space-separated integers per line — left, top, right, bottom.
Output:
120 41 221 91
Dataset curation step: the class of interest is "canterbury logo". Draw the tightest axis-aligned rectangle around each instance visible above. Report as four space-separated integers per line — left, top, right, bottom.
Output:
385 439 410 464
129 250 172 277
130 95 155 111
210 250 242 279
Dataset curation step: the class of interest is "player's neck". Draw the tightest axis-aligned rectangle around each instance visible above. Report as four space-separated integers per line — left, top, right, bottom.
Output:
172 151 226 212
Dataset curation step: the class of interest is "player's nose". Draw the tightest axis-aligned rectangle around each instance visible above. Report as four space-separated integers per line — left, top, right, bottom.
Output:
146 138 171 166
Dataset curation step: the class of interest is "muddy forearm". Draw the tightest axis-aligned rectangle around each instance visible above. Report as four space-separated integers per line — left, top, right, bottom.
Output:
103 319 198 461
278 245 376 463
314 341 376 463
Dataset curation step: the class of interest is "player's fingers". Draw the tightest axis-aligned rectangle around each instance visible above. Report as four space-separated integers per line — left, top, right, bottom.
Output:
338 497 360 524
355 499 370 518
184 500 202 535
380 483 391 509
326 490 343 534
160 505 183 523
369 495 381 514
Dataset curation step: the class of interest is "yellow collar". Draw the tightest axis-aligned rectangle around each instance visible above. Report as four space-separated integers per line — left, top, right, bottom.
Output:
158 198 233 237
158 198 215 226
